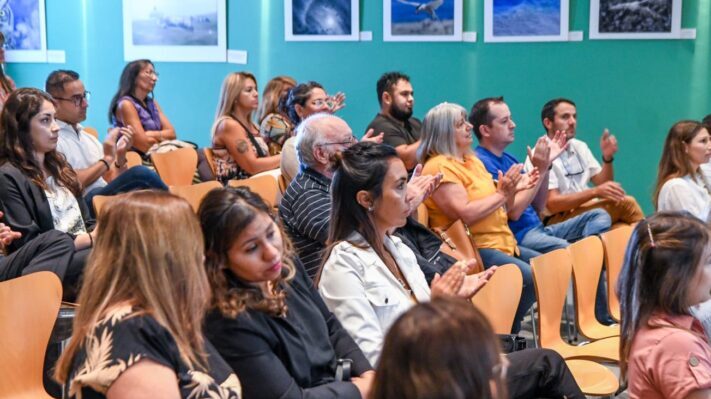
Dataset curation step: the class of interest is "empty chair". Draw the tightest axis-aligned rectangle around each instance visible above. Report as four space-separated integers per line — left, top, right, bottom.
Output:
471 263 521 334
169 181 223 212
151 147 198 186
600 224 633 322
530 249 619 362
568 236 620 340
227 174 279 208
565 359 619 397
0 272 62 399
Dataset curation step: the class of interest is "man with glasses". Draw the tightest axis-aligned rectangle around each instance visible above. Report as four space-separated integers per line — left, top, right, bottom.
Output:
534 98 643 225
46 70 166 216
366 72 421 172
471 97 614 324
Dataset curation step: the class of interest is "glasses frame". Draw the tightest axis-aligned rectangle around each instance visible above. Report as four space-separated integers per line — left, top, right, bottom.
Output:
317 135 357 147
54 91 91 107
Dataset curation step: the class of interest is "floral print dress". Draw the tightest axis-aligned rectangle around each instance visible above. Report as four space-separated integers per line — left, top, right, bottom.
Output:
67 305 241 399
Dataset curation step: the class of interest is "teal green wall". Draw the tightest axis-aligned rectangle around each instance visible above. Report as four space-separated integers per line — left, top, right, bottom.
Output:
7 0 709 213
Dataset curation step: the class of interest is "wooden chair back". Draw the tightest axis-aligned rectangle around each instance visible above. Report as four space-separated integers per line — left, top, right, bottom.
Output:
92 195 111 216
416 203 429 227
125 151 143 169
0 272 62 398
84 126 99 139
203 148 217 177
600 225 633 322
434 220 484 274
227 175 279 208
471 264 521 334
151 147 198 186
530 248 571 349
170 181 222 212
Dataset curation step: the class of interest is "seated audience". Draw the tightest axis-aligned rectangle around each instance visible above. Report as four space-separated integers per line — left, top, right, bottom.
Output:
702 114 711 183
418 102 537 333
471 97 613 324
211 72 279 183
199 187 374 399
319 142 584 399
372 298 507 399
279 113 446 281
366 71 421 171
46 69 166 215
0 31 15 111
534 98 643 225
108 59 176 155
619 212 711 398
54 191 241 398
654 120 711 222
257 75 296 155
0 88 95 299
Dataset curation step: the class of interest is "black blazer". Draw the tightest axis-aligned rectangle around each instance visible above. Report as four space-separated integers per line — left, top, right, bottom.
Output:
205 258 372 399
0 163 94 253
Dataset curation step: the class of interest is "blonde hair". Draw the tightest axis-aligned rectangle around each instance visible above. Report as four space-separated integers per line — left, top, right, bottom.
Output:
256 75 295 123
417 102 469 164
211 71 258 137
55 191 211 383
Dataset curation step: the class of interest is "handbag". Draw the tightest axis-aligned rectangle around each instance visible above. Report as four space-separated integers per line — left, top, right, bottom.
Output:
498 334 527 353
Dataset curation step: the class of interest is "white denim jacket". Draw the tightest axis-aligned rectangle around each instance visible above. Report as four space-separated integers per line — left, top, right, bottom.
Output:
318 233 430 366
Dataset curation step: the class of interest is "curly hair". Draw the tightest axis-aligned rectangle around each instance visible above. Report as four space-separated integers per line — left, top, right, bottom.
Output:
199 186 296 319
0 88 81 195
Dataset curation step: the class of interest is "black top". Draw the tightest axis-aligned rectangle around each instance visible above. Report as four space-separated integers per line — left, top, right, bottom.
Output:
366 113 422 148
0 163 94 253
395 218 456 284
68 306 242 399
205 259 372 399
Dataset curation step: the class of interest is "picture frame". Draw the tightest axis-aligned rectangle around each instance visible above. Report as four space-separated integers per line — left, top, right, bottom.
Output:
285 0 360 42
484 0 569 42
383 0 463 42
4 0 48 63
122 0 227 62
589 0 682 39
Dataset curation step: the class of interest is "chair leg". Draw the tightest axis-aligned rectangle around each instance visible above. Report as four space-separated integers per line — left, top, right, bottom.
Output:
530 307 539 348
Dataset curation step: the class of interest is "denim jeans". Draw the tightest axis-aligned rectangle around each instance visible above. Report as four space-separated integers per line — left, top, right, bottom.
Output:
84 166 168 218
479 246 541 334
519 208 613 324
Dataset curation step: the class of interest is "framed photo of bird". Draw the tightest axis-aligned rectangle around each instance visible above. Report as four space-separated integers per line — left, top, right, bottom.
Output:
484 0 570 42
383 0 463 42
285 0 360 41
589 0 682 39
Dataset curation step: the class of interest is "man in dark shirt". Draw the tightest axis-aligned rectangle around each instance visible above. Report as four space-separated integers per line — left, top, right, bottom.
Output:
365 72 421 171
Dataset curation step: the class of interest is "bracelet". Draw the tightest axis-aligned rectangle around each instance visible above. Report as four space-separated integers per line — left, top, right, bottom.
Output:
98 159 110 171
88 232 94 248
114 160 127 168
602 156 614 163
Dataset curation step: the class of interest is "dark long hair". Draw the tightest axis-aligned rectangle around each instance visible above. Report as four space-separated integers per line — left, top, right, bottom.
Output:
199 187 296 319
372 297 507 399
653 120 708 208
284 81 324 124
108 59 153 123
0 88 80 195
317 142 399 283
618 212 710 382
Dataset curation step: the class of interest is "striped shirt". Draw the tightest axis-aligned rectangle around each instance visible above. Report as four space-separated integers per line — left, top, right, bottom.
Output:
279 168 332 279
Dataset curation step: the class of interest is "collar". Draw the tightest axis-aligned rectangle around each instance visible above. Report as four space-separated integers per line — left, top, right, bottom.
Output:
56 119 84 136
476 145 506 160
302 167 332 188
648 312 703 333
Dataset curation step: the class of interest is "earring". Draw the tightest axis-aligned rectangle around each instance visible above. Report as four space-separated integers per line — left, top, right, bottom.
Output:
367 206 374 213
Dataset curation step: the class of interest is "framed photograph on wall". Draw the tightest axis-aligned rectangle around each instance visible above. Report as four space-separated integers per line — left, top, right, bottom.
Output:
3 0 48 63
122 0 226 62
589 0 682 39
285 0 359 41
484 0 569 42
383 0 463 42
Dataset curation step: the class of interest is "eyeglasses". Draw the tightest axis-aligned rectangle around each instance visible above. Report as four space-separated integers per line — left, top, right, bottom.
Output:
560 150 584 177
317 135 357 147
310 98 328 107
54 91 91 107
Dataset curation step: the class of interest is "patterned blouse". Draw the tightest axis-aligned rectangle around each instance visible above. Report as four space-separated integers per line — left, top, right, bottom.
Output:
44 177 86 235
213 115 269 183
67 305 241 399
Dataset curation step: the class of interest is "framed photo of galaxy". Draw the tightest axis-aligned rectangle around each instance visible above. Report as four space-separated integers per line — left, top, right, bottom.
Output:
122 0 226 62
383 0 463 42
285 0 359 41
3 0 48 63
484 0 569 42
589 0 681 39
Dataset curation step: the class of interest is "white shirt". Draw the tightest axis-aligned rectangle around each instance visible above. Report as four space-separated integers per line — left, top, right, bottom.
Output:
56 120 106 194
318 233 430 366
700 162 711 183
526 137 602 194
658 174 711 222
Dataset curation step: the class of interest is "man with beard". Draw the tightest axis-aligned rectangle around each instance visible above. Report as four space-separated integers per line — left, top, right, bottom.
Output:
366 72 421 171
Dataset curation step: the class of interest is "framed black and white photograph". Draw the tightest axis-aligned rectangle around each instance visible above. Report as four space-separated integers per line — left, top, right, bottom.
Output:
589 0 682 39
383 0 463 42
484 0 569 42
285 0 359 41
122 0 226 62
3 0 47 63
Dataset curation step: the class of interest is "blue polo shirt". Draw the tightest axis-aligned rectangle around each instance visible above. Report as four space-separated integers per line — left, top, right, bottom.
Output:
474 146 542 242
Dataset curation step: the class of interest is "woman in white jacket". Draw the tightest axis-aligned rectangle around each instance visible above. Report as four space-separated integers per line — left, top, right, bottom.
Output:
654 120 711 222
